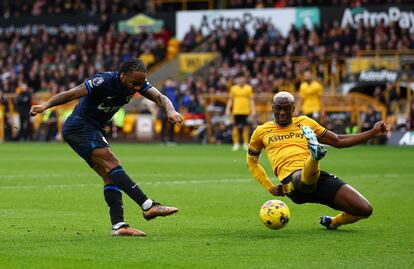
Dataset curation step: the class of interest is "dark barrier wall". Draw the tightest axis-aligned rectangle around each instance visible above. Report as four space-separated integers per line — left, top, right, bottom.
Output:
0 12 176 36
320 5 414 31
0 15 101 35
153 11 176 36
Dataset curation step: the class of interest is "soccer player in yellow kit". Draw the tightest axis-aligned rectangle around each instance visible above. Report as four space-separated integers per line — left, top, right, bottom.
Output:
226 76 256 151
298 70 323 119
247 92 388 229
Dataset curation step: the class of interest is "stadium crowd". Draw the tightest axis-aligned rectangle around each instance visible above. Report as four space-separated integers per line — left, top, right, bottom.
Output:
0 0 148 18
182 18 414 94
227 0 414 8
1 0 413 142
177 17 414 140
0 23 169 96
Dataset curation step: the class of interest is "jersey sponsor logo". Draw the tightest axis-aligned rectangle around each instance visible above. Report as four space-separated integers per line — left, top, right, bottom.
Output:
268 131 304 143
107 96 116 99
92 76 104 86
97 103 122 113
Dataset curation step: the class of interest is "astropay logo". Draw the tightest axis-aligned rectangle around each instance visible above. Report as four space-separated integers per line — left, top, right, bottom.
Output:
341 7 414 32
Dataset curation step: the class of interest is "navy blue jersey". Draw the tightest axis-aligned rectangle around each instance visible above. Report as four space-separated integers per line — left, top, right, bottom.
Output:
70 71 152 128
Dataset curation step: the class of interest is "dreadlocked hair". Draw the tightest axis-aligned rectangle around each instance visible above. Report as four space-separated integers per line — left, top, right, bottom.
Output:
119 58 147 74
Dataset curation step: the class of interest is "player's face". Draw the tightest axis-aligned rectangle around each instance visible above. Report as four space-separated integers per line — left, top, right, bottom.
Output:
273 98 295 126
120 71 147 93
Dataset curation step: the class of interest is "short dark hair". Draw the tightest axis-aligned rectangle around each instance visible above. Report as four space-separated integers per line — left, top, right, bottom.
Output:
119 58 147 74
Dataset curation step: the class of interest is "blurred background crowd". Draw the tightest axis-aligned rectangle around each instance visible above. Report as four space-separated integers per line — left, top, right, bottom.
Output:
0 0 413 145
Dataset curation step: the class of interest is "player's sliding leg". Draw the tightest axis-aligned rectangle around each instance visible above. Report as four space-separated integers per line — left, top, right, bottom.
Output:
290 126 326 192
320 184 373 229
91 147 178 221
299 156 321 191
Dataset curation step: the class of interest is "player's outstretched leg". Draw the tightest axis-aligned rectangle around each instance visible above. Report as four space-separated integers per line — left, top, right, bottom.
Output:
320 184 373 229
143 202 179 221
302 126 326 161
108 166 179 220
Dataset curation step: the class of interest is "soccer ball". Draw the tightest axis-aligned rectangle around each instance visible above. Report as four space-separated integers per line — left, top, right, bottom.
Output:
259 200 291 230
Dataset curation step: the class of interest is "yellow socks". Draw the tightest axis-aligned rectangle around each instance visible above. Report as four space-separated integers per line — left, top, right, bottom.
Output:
332 212 364 228
232 127 240 145
300 156 320 186
242 126 250 146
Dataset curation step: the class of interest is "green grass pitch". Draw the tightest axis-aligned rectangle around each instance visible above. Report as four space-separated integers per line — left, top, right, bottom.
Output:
0 143 413 268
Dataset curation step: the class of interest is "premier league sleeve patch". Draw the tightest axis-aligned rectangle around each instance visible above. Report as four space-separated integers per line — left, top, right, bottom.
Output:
92 76 104 86
85 75 106 94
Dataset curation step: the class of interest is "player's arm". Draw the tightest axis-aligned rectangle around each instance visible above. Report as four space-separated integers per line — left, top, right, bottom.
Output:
141 87 183 125
319 121 388 148
246 149 284 196
225 97 233 116
30 84 88 116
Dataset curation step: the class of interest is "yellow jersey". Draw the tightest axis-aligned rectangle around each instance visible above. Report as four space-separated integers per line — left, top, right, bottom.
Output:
299 81 323 115
229 84 253 115
249 116 327 181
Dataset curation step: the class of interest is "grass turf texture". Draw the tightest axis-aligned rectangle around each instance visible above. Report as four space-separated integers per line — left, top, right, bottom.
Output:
0 143 413 268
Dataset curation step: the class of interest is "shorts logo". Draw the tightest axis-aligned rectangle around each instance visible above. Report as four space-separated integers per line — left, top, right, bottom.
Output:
92 76 104 86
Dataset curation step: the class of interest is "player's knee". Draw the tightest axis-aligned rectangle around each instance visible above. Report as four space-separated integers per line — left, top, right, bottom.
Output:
355 203 373 218
363 204 373 218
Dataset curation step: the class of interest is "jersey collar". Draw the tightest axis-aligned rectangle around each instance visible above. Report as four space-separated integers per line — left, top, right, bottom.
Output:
272 120 293 128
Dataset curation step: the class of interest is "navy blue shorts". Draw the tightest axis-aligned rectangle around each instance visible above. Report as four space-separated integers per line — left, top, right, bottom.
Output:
62 115 109 167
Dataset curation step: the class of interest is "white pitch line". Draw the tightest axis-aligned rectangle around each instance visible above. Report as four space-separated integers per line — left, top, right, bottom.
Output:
0 173 402 190
0 178 252 190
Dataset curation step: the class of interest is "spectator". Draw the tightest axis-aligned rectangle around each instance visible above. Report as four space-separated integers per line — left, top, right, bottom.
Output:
225 76 256 151
45 110 58 141
159 78 179 144
360 105 386 144
180 25 200 52
16 83 32 141
298 70 323 120
139 48 155 68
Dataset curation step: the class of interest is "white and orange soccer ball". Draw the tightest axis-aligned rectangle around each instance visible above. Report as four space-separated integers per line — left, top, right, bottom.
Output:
259 200 291 230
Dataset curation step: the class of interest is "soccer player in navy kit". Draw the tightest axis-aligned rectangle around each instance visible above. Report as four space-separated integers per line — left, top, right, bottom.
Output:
30 58 183 236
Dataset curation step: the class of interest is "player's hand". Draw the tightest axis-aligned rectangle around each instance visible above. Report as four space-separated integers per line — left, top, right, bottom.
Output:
270 185 285 196
167 110 184 125
30 104 47 116
372 121 388 134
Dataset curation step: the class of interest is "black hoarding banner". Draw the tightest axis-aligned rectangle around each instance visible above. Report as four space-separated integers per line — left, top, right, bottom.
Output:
0 14 132 35
321 5 414 31
0 15 99 35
